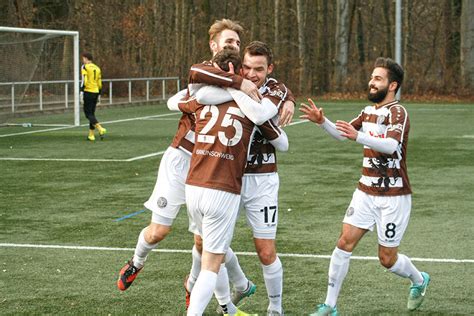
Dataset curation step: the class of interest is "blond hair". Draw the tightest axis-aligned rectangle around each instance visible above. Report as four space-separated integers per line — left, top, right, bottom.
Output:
208 19 243 41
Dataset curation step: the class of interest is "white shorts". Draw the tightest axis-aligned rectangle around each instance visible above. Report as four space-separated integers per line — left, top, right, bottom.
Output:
240 173 279 239
144 147 190 225
343 189 412 247
185 185 240 254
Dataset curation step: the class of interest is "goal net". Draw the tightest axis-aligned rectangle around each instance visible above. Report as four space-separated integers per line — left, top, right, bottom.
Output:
0 27 80 127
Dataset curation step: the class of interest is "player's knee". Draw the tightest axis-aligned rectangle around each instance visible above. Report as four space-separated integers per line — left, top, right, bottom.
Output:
336 236 356 252
256 247 276 265
378 252 397 268
147 224 171 243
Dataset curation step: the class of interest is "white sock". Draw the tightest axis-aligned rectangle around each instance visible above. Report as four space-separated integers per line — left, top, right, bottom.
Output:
225 247 249 292
214 264 237 315
187 245 202 292
187 269 217 315
325 247 352 308
133 228 158 269
262 256 283 314
389 253 424 285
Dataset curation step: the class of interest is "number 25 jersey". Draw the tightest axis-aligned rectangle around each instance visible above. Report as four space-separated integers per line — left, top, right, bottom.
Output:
179 98 256 195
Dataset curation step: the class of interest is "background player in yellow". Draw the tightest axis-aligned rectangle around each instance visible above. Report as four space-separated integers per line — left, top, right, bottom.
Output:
81 52 106 141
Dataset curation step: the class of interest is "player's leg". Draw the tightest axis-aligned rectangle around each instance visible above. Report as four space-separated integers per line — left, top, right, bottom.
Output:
312 190 372 315
186 186 241 315
243 174 281 314
83 92 97 140
254 238 283 315
117 147 189 291
375 194 429 311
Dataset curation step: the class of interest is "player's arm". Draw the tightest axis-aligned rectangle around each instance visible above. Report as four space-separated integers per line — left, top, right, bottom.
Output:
195 85 233 105
258 118 289 152
189 62 243 89
353 132 398 154
300 98 347 141
279 85 296 126
80 65 87 91
97 68 102 93
227 88 278 125
190 62 261 101
335 110 399 154
167 89 188 111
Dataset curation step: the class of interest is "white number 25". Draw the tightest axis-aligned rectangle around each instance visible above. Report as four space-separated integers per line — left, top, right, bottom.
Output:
197 105 245 147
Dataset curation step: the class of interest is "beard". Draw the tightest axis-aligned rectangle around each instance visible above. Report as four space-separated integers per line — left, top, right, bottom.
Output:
368 85 389 103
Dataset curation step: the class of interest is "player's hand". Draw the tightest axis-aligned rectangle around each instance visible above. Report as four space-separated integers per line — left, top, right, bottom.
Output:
97 95 101 105
240 79 262 102
279 100 295 127
299 98 325 124
80 91 84 105
336 120 358 140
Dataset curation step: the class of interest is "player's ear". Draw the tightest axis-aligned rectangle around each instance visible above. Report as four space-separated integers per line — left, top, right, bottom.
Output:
209 40 217 54
389 81 398 92
267 64 274 75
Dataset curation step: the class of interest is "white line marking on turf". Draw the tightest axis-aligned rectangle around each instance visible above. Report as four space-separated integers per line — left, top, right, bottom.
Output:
0 150 166 163
0 112 180 138
1 243 472 263
460 135 474 138
126 150 166 161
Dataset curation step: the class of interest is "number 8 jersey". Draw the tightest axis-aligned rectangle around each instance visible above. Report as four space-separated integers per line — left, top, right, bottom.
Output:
179 97 256 195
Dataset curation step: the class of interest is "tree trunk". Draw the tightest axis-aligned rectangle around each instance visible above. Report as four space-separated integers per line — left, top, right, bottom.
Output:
296 0 307 94
335 0 349 91
461 0 474 89
383 0 393 56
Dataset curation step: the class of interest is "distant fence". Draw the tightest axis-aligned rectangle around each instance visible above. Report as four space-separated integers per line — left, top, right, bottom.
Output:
0 77 181 115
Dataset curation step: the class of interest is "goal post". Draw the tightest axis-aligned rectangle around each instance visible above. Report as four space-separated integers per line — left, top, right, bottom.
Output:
0 26 80 126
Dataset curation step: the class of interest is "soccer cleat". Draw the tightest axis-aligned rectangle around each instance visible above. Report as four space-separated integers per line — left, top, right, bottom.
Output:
98 127 107 139
184 274 191 311
407 272 430 311
217 281 257 314
87 130 95 141
232 281 257 306
223 307 258 316
117 259 142 291
309 304 338 316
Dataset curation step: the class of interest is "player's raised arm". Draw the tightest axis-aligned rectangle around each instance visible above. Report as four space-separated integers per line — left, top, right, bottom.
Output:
167 89 188 111
195 85 233 105
227 88 277 126
300 98 347 141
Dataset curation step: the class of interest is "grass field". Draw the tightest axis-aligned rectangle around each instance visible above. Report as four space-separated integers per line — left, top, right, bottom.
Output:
0 100 473 315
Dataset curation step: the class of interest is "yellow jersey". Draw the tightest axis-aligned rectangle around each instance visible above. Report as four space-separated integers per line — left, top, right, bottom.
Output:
81 63 102 93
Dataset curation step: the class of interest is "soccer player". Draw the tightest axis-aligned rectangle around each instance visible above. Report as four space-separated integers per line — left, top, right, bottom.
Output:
300 57 430 315
190 41 294 316
80 52 106 141
177 48 279 316
116 19 258 297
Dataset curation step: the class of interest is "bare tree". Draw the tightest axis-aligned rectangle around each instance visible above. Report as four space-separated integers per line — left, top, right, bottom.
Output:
461 0 474 89
334 0 350 91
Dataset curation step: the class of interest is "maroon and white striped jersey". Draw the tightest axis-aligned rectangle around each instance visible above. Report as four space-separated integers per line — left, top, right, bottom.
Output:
245 78 295 174
350 100 411 196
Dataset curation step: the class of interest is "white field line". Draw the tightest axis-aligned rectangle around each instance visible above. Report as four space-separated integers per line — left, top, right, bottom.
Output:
0 243 473 263
0 112 180 138
0 150 166 163
460 135 474 139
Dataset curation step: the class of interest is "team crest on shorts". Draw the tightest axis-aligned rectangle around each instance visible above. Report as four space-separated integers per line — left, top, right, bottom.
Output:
346 206 354 217
157 197 167 208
